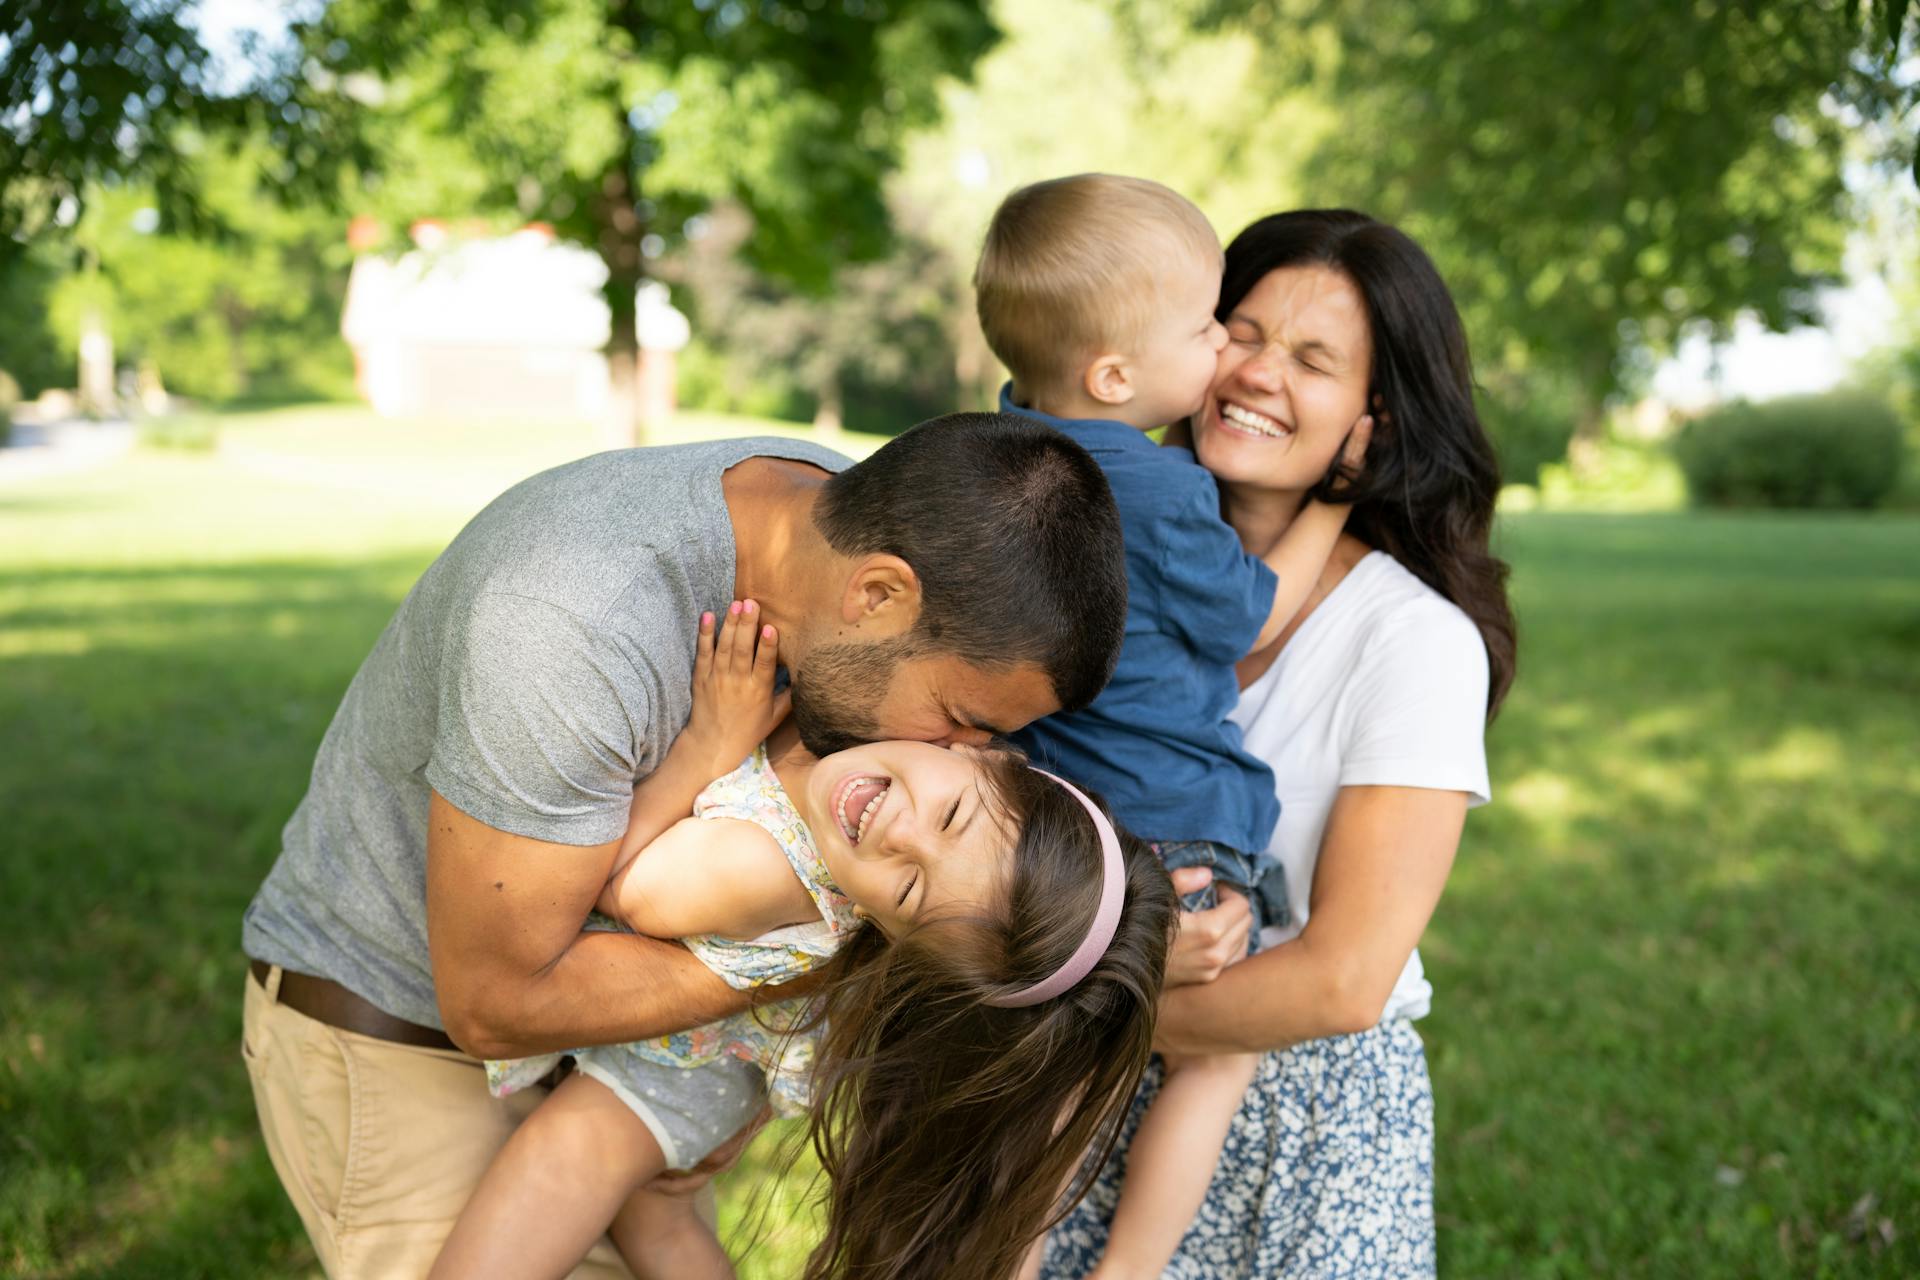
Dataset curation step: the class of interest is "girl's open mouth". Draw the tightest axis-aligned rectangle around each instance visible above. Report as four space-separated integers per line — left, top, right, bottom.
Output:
833 775 891 844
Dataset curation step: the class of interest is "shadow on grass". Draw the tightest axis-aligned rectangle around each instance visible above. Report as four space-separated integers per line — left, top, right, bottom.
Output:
1425 513 1920 1278
1 553 434 1277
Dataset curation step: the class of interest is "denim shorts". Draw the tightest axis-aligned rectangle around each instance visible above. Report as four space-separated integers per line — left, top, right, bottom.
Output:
1154 839 1292 939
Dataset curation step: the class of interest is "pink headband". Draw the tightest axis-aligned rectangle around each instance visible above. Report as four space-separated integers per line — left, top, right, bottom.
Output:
986 768 1126 1009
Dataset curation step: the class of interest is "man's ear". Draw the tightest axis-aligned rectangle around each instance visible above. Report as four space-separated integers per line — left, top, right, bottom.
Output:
1083 353 1135 407
839 553 922 635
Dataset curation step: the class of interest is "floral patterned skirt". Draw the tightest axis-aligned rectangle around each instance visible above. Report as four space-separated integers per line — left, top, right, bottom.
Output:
1039 1018 1436 1280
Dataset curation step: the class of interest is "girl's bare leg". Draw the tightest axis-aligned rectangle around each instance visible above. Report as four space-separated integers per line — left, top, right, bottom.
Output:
430 1071 672 1280
1015 1233 1048 1280
610 1186 735 1280
1089 1052 1259 1280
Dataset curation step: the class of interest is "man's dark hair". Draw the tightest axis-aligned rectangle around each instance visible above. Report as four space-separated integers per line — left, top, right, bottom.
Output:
814 412 1127 712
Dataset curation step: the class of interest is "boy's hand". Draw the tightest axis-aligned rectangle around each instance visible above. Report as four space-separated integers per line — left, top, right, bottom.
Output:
1324 410 1375 499
1164 870 1253 987
674 600 789 779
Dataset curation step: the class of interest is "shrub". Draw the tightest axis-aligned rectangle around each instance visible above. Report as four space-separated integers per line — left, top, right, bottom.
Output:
138 414 220 453
1674 391 1908 510
1479 369 1584 487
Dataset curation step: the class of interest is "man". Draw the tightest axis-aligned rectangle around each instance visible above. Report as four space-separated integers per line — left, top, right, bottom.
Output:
238 412 1128 1276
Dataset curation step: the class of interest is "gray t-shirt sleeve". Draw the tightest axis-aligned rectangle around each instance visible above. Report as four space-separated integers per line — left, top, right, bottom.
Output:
425 590 649 846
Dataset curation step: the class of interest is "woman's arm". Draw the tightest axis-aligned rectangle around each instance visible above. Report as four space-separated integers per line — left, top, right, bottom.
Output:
1155 783 1468 1056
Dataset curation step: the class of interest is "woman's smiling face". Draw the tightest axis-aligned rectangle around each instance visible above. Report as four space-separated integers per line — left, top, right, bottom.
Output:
799 741 1014 938
1191 264 1374 496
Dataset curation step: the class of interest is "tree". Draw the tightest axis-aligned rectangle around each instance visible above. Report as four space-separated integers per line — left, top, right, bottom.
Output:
1150 0 1919 477
0 0 263 245
272 0 999 436
670 200 964 435
2 0 997 434
46 142 356 403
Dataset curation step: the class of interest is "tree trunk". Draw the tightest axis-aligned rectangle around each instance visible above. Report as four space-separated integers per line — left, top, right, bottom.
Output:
813 381 844 433
1565 355 1614 478
594 134 647 446
77 308 115 417
952 302 1001 410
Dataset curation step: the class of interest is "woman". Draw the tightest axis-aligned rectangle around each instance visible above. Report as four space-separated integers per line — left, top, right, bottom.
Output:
1039 209 1517 1278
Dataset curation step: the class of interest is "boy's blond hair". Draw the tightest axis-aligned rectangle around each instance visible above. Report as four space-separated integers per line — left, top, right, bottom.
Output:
974 174 1221 400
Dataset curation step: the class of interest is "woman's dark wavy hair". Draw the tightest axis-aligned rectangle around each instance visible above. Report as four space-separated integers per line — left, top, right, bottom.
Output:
1222 209 1517 714
793 749 1175 1280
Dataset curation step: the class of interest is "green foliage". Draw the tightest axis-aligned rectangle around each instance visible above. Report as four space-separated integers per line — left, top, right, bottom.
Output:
1676 391 1909 509
0 0 265 247
1525 437 1690 513
0 241 69 398
677 337 811 424
288 0 997 364
41 142 357 405
0 368 16 445
672 206 963 435
1167 0 1915 437
139 413 221 452
1478 367 1588 486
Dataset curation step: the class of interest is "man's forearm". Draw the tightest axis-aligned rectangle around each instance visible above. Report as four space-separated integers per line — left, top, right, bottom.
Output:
452 929 750 1060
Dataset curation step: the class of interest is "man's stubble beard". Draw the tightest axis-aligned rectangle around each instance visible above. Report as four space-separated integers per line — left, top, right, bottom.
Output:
787 637 920 757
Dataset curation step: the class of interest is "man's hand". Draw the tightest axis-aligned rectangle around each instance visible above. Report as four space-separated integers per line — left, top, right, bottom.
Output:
1163 867 1253 987
648 1104 773 1198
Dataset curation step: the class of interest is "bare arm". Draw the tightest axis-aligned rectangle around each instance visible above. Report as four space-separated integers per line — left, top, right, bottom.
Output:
426 790 750 1061
431 602 788 1060
1154 784 1467 1056
1246 413 1373 654
606 601 788 882
600 815 814 940
1248 501 1351 652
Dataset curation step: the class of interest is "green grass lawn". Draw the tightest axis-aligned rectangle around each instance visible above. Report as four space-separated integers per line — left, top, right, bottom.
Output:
2 406 1915 1277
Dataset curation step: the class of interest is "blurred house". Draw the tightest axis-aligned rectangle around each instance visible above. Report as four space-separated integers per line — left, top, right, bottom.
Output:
341 221 687 421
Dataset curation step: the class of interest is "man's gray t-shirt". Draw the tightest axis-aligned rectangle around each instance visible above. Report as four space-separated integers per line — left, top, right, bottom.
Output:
242 437 851 1028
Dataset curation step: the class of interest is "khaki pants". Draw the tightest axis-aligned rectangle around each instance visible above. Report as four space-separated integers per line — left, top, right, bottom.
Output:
243 964 680 1278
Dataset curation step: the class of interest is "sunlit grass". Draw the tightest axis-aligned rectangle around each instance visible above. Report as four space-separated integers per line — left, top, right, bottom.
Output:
2 414 1915 1276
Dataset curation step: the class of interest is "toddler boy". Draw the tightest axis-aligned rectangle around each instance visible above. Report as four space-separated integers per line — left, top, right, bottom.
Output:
977 173 1357 1279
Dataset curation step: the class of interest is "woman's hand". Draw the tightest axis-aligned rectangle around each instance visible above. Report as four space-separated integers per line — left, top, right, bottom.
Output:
1152 786 1470 1056
673 600 789 780
1162 868 1253 987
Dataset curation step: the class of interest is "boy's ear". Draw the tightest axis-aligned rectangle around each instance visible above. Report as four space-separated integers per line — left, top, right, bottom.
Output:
838 553 922 637
1084 354 1135 407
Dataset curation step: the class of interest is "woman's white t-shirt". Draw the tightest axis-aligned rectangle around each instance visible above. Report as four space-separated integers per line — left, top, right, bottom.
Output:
1230 550 1492 1023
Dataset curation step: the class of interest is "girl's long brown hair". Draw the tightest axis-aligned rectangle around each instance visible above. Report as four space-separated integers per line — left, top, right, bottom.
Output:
1222 209 1518 716
795 752 1175 1280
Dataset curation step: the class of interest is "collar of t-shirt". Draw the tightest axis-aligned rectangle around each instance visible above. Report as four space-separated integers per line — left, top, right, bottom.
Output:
997 383 1160 457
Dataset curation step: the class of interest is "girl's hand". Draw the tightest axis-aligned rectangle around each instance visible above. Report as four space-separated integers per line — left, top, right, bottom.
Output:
675 600 789 780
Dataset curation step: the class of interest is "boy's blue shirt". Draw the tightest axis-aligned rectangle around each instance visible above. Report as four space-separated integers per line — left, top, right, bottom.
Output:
1000 387 1282 853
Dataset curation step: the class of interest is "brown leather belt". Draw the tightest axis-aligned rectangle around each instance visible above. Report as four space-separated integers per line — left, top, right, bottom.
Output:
250 958 460 1053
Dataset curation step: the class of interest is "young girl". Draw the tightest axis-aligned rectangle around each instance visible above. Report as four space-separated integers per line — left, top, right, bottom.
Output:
430 601 1177 1280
